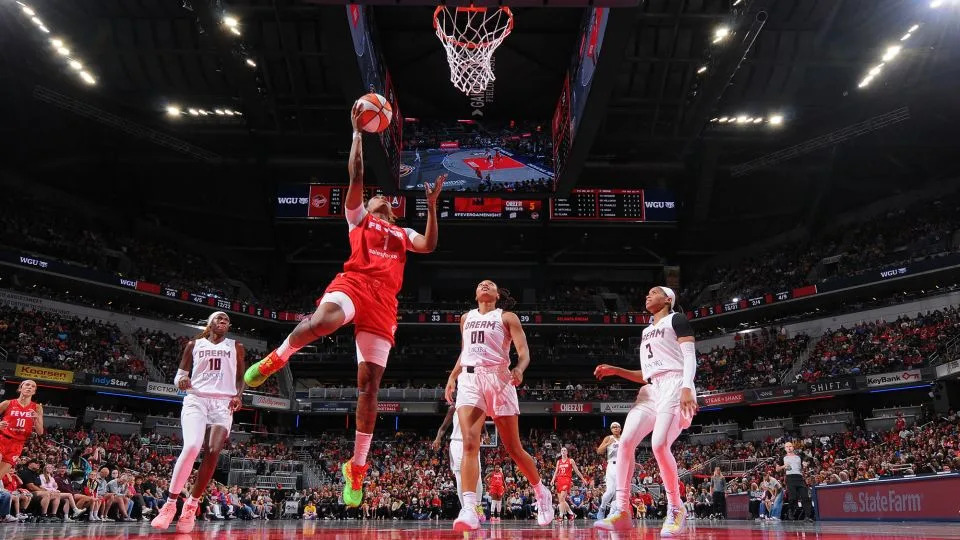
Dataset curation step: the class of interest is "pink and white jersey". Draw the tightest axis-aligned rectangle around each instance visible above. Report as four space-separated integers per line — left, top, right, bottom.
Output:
190 337 238 399
639 312 694 380
460 308 512 368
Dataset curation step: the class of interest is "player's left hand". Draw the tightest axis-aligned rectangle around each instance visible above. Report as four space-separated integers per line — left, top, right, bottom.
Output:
679 387 698 419
509 367 524 386
229 396 242 412
425 174 446 206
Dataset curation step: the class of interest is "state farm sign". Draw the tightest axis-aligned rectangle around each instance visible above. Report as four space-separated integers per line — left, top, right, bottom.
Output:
815 475 960 521
552 403 593 414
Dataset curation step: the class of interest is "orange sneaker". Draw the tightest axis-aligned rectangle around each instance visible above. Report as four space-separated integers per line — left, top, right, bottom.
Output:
244 350 286 388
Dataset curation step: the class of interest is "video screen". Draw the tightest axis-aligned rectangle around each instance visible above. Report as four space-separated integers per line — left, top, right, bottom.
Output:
399 120 554 193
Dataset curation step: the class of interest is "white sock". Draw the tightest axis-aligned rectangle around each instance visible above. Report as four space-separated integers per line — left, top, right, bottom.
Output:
276 336 300 361
167 496 178 504
463 491 478 509
353 431 373 466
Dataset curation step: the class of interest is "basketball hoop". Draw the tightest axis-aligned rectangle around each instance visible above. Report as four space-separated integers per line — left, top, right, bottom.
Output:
433 6 514 95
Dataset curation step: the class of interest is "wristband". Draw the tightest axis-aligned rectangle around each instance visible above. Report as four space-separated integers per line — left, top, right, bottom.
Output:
352 131 363 139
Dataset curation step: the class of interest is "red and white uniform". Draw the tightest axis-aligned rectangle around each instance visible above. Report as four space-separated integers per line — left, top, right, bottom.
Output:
454 308 520 418
322 206 421 346
556 458 574 494
488 471 505 498
0 399 38 465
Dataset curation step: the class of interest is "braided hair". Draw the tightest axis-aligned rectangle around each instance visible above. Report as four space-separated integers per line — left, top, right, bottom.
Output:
496 287 517 311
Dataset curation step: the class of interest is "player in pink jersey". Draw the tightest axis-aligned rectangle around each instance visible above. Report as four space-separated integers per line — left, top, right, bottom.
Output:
0 380 43 479
444 280 554 531
244 102 445 508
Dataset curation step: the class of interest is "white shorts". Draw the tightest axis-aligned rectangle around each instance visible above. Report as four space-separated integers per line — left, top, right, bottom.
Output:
455 366 520 418
604 463 617 486
182 394 233 432
632 373 694 429
449 439 481 474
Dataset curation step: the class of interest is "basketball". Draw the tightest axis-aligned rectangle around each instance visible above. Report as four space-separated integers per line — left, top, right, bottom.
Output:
356 93 393 133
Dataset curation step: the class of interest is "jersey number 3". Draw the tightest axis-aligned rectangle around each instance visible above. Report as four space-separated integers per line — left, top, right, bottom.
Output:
645 343 653 358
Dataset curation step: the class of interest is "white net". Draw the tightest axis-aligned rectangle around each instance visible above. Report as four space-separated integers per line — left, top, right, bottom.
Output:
433 6 514 95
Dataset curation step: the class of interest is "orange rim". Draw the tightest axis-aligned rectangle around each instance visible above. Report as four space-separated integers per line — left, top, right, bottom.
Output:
433 6 514 50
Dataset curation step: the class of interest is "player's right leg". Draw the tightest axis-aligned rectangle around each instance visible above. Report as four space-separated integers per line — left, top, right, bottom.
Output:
245 293 352 387
453 405 487 532
153 398 207 529
594 404 656 531
493 415 553 526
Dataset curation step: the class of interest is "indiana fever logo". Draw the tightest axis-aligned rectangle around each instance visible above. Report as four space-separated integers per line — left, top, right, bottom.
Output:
312 194 328 209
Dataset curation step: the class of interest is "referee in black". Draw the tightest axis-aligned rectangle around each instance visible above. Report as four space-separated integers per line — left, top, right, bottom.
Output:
776 441 812 521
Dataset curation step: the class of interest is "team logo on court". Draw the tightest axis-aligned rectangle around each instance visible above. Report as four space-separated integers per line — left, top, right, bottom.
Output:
312 194 328 209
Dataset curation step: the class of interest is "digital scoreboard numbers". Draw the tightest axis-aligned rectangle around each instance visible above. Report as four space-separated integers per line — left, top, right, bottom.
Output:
413 197 543 221
551 189 650 221
275 185 405 219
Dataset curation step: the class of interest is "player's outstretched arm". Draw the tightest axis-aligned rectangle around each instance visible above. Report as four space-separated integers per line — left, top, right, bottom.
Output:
594 364 647 384
410 174 446 254
346 102 365 212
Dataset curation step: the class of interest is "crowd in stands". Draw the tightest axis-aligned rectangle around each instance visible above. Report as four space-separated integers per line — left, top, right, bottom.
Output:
795 306 960 383
696 331 810 393
0 305 146 380
683 193 960 306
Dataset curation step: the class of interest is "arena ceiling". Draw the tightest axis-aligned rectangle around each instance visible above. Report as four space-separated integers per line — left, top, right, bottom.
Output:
1 0 959 252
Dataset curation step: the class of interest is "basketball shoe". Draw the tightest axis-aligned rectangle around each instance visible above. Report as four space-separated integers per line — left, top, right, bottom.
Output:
244 350 285 387
661 505 688 537
476 504 487 522
454 507 480 531
341 460 369 508
593 510 633 531
534 486 554 526
176 499 199 533
150 500 178 529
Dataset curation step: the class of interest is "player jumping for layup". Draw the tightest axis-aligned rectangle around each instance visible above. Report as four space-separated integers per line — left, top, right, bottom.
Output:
152 312 245 533
444 280 554 531
0 381 43 479
593 286 698 536
244 102 445 508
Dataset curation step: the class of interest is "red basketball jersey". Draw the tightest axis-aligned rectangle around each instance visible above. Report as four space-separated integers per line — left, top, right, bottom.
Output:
556 458 573 480
342 212 414 297
490 471 505 489
2 400 37 441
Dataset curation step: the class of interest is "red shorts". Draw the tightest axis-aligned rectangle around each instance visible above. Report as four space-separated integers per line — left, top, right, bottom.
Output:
489 486 504 498
323 272 400 346
556 478 572 494
0 436 26 466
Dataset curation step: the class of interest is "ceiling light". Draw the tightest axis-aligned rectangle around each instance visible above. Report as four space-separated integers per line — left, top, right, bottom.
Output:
930 0 943 7
30 16 43 26
714 26 730 40
56 46 70 56
718 116 729 122
223 109 235 116
697 65 707 74
68 59 82 70
710 117 719 122
769 115 783 125
753 117 763 124
199 109 210 116
214 109 225 115
79 71 96 85
882 45 901 62
223 15 239 27
166 106 181 116
21 5 35 16
50 38 63 48
229 27 241 36
245 58 257 68
909 24 920 32
37 24 49 33
188 108 199 116
858 76 874 88
868 64 884 76
736 115 748 123
901 33 912 41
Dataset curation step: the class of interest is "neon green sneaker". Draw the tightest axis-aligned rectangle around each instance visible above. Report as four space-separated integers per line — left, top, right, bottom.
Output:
244 351 285 388
341 460 369 508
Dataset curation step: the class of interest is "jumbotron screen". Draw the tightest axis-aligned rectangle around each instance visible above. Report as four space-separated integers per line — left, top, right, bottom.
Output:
400 120 554 194
275 184 405 219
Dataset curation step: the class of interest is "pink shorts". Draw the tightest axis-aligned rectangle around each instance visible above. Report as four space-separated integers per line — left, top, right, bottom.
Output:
455 365 520 418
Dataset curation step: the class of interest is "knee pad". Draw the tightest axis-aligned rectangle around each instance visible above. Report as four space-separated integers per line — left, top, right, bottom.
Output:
320 291 356 324
356 331 391 368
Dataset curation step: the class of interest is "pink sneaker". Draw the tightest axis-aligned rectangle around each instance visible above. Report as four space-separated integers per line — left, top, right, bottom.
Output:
176 499 199 533
151 501 178 530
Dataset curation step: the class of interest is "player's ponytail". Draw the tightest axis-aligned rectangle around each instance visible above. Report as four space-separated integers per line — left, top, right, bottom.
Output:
496 288 517 311
194 325 212 340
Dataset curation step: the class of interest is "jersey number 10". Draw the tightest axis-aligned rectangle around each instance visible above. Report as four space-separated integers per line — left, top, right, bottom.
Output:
209 358 222 371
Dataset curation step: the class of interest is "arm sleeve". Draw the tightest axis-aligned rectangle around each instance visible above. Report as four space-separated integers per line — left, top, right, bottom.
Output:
403 228 422 250
679 340 697 391
346 205 368 231
671 313 695 338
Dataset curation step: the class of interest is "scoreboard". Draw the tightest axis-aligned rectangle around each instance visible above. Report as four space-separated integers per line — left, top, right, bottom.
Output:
275 185 405 219
413 197 543 221
551 188 674 222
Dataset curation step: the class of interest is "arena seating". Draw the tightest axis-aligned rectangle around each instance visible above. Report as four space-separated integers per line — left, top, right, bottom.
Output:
795 306 960 383
696 333 810 393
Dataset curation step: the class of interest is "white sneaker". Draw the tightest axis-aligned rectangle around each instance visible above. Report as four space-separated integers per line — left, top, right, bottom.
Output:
3 515 17 523
535 490 554 526
176 499 199 533
453 507 480 532
63 515 75 523
661 505 687 537
151 501 178 529
593 511 633 531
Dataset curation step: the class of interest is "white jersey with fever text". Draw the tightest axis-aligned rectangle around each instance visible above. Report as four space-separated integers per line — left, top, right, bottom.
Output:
639 312 695 380
190 337 238 399
460 308 512 368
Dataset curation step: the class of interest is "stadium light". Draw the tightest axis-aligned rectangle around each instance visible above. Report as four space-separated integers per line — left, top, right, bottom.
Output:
769 115 784 125
909 24 920 32
223 15 239 28
21 5 35 16
245 58 256 68
718 116 729 123
930 0 943 7
56 46 70 56
697 65 707 74
752 117 763 124
79 71 96 85
882 45 901 62
68 59 82 71
736 115 748 123
229 27 241 36
188 108 199 116
166 106 181 116
214 109 225 115
50 38 63 48
16 6 97 87
713 26 730 43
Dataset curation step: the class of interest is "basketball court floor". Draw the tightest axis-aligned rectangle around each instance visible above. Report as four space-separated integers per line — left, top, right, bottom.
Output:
3 519 958 539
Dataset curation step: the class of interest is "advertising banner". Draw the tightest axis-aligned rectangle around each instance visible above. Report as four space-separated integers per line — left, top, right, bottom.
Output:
552 403 593 414
600 403 633 413
250 395 291 411
15 364 74 384
752 386 796 402
699 392 745 407
865 370 922 388
85 374 141 390
726 493 751 520
377 402 402 413
936 360 960 379
146 382 186 397
807 378 855 395
814 475 960 521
